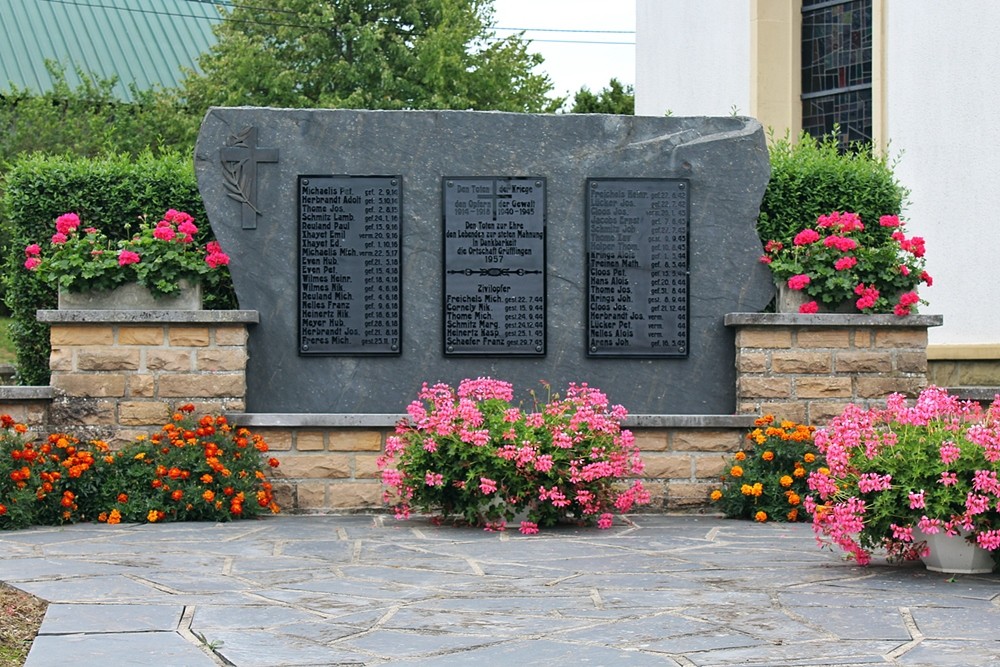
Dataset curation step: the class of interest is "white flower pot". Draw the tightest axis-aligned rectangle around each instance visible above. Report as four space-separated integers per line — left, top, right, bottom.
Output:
915 529 995 574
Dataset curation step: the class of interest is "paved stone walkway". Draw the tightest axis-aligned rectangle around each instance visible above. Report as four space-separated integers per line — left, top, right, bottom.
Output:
1 515 999 666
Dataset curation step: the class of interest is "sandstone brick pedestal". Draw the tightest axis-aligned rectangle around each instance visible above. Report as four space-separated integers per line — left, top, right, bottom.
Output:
34 310 258 444
725 313 943 425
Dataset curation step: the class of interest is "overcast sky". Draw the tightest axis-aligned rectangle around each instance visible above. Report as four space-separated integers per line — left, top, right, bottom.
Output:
489 0 636 98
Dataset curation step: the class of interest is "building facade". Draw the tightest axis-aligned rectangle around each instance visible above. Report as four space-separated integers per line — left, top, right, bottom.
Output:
636 0 1000 383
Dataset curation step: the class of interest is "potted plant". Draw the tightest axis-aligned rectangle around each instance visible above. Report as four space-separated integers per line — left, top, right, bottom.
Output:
24 210 231 309
760 210 932 315
710 415 822 523
377 377 650 534
805 386 1000 573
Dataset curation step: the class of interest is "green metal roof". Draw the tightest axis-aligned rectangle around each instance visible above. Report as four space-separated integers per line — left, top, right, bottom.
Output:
0 0 221 102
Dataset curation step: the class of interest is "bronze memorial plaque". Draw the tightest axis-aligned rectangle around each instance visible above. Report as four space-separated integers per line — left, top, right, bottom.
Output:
298 175 401 355
586 178 689 357
442 177 546 356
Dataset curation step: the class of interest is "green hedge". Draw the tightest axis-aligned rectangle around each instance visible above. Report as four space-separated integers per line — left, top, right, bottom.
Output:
757 131 909 247
2 152 235 385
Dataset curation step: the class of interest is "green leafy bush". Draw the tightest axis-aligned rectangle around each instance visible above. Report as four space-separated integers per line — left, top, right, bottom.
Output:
757 130 908 249
2 152 236 385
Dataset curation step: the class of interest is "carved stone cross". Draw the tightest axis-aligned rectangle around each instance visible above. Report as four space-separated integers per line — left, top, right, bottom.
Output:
220 127 279 229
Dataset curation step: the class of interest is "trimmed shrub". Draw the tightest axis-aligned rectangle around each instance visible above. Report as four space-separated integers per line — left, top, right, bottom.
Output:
757 130 909 249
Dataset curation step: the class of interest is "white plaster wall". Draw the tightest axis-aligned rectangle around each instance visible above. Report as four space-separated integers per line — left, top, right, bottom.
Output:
886 2 1000 345
635 0 750 117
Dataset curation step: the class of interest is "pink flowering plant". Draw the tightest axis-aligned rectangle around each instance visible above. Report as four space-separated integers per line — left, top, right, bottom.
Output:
806 386 1000 568
377 377 650 534
761 210 931 315
24 210 230 297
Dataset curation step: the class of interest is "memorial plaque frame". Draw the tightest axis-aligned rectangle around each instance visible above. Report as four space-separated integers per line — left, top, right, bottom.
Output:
298 174 402 356
442 176 547 357
586 177 690 358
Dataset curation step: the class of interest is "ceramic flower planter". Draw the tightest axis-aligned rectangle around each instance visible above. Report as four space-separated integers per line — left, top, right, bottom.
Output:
58 281 202 311
915 529 995 574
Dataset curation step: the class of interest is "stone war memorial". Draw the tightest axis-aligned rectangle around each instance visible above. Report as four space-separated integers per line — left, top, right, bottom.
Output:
12 108 938 514
194 109 774 416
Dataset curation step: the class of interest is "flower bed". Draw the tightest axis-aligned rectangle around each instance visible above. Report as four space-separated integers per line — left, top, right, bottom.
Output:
377 378 649 534
711 415 823 522
806 386 1000 566
761 210 931 314
0 405 279 530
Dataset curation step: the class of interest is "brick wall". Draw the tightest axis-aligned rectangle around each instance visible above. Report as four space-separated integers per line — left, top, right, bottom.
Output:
0 309 941 513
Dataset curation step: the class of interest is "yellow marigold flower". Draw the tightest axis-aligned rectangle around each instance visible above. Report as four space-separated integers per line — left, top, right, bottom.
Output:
754 434 766 445
134 452 145 460
710 489 723 501
818 467 830 475
740 484 753 496
752 482 763 497
747 428 762 442
780 420 796 430
780 475 794 488
754 511 767 522
730 465 744 477
147 510 160 523
762 451 774 462
787 493 801 506
793 467 806 478
804 453 816 463
734 451 747 461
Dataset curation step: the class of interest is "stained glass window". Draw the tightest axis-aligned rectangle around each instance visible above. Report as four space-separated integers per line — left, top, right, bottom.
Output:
801 0 873 149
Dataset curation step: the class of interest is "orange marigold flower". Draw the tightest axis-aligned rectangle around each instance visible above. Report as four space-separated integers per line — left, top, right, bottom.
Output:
151 479 163 489
14 423 28 434
804 453 816 463
793 467 806 478
751 483 763 497
818 467 830 476
171 490 184 502
762 451 774 461
179 403 195 413
1 504 10 516
147 510 161 522
740 484 753 496
0 414 14 428
98 512 108 523
754 511 767 522
787 509 799 522
734 451 746 461
202 490 215 502
729 465 743 477
779 475 793 488
108 509 121 525
754 415 775 427
200 474 214 484
710 489 723 502
270 502 280 514
787 493 801 506
268 458 280 468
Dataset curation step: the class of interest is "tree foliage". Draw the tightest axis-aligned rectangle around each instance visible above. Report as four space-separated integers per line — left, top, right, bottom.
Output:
568 78 634 115
181 0 558 113
0 62 198 170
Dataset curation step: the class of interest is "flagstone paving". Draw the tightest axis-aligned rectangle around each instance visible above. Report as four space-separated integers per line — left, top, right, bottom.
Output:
1 515 999 666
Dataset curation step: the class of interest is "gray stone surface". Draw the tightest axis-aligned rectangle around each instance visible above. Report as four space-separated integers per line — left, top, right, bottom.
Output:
3 515 1000 667
195 109 773 414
